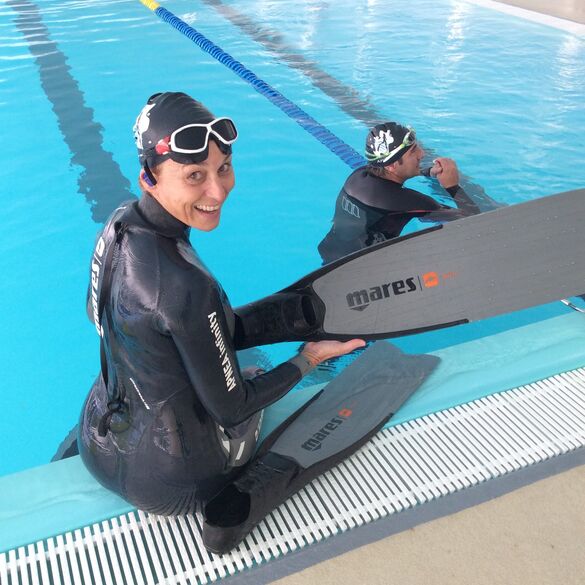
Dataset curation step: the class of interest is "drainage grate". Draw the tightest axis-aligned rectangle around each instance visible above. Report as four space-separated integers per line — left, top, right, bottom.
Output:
2 368 585 585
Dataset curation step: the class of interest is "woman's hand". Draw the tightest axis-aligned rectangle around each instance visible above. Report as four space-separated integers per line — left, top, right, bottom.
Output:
301 339 366 367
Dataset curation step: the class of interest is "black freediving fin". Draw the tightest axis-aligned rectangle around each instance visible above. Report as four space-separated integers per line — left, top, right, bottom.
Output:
51 425 80 462
234 188 585 346
202 341 440 554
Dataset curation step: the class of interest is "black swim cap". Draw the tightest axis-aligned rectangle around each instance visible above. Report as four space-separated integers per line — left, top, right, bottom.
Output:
133 92 234 168
365 122 415 167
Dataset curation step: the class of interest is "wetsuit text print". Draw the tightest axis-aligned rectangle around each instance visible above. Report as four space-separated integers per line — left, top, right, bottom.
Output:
208 312 237 392
91 236 106 337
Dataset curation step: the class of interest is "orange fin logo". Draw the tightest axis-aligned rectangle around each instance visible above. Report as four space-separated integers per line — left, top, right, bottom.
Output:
423 272 440 288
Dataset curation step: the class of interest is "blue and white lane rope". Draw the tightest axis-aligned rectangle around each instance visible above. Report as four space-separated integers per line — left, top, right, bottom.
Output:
139 0 366 169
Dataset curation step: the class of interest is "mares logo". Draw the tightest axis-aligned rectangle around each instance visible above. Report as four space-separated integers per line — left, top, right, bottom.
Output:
91 236 106 337
301 408 353 451
346 271 453 311
208 312 237 392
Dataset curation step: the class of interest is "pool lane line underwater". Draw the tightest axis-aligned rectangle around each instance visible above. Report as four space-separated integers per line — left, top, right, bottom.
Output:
146 0 502 212
7 0 134 224
139 0 365 170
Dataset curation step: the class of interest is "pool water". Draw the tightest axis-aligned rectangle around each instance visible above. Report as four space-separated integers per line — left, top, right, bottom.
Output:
0 0 584 477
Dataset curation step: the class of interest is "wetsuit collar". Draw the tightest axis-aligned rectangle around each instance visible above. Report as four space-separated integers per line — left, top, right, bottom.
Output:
365 167 404 187
137 192 190 239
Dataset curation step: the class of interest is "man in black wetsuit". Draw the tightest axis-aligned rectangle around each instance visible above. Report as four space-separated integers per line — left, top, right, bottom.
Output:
78 92 364 515
318 122 481 263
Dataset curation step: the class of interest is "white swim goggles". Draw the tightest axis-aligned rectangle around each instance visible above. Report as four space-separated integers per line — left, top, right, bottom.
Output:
366 126 416 164
154 117 238 156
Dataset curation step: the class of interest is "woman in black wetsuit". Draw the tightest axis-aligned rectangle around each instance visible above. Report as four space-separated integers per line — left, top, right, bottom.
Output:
79 92 363 514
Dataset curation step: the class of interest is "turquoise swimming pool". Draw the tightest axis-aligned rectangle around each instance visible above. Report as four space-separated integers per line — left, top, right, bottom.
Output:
1 0 584 478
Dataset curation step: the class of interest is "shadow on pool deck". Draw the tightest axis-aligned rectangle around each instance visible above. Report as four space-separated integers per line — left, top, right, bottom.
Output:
271 2 585 584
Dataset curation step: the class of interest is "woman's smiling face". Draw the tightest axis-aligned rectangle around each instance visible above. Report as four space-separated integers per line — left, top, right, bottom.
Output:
143 140 235 231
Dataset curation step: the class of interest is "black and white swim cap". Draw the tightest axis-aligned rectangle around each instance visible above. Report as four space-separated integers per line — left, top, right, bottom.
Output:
365 122 415 167
133 92 233 167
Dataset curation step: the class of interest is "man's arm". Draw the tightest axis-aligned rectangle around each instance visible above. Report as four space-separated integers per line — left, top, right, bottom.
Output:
431 157 481 216
443 184 481 216
419 206 468 222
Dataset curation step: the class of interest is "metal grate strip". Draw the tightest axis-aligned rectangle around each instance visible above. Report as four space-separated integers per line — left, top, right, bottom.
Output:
2 367 585 585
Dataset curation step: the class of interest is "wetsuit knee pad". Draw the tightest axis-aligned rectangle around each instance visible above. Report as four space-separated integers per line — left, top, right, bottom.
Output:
216 410 263 468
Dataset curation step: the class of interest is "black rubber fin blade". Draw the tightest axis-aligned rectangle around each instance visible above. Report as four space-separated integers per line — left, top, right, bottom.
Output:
202 341 440 553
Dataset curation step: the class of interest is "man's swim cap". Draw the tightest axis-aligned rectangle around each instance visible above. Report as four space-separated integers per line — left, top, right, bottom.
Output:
133 92 236 168
365 122 416 167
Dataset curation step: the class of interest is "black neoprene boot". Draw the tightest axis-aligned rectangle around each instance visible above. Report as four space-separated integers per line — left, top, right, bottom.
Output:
202 452 297 554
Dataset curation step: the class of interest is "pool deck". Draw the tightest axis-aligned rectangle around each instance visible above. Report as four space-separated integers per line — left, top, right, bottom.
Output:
272 464 585 585
273 2 585 584
494 0 585 24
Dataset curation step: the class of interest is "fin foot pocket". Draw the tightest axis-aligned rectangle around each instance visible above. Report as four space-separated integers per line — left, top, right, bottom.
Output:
234 291 324 347
203 453 296 554
204 485 250 528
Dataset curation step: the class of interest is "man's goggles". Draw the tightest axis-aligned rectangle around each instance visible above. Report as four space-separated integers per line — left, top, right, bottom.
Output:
153 117 238 157
366 127 416 164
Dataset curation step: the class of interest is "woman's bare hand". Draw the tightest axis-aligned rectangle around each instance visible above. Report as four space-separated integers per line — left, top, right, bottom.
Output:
301 339 366 366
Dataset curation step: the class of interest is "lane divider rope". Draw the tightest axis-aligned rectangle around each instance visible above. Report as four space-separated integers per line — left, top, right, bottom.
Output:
138 0 365 169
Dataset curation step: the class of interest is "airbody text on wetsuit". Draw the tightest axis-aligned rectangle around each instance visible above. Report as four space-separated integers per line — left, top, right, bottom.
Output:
208 311 237 392
91 235 106 337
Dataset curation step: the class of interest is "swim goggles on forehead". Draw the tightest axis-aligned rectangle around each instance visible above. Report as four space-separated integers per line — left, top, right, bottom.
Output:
366 127 416 164
153 117 238 156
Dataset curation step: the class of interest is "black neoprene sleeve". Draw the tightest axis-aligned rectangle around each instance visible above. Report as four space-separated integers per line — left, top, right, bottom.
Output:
171 285 301 428
445 184 481 215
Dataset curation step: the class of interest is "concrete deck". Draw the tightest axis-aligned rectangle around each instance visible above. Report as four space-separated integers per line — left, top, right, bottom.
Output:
273 464 585 585
494 0 585 24
272 2 585 583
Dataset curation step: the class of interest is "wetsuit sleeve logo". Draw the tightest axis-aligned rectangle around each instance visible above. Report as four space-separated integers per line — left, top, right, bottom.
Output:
208 312 237 392
341 195 361 218
91 236 106 337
